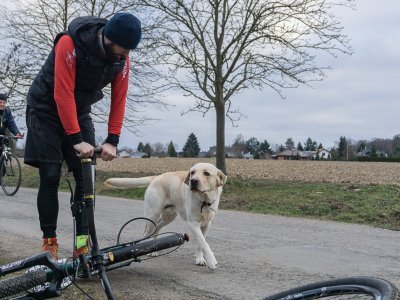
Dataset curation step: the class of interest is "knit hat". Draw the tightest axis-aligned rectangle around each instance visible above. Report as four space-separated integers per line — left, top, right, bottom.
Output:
104 13 142 50
0 93 7 101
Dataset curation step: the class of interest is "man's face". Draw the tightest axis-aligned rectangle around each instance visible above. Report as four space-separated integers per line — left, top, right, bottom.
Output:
104 36 130 63
0 100 6 110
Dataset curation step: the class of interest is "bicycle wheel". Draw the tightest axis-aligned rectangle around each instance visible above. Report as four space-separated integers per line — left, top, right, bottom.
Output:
264 277 399 300
0 153 22 196
0 269 47 298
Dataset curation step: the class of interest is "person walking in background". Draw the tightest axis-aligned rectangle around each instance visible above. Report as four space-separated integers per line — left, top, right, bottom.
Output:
24 12 142 259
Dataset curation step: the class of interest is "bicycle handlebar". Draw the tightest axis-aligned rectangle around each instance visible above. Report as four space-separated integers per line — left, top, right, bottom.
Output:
0 233 189 299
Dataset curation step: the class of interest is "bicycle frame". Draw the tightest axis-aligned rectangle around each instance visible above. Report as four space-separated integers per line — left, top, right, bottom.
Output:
0 134 21 165
0 232 189 299
0 148 189 299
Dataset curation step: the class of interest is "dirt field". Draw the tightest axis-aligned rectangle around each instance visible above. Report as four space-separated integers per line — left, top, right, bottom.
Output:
97 158 400 185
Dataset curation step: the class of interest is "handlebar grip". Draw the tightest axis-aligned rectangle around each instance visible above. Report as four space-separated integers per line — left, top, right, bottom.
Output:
81 160 94 198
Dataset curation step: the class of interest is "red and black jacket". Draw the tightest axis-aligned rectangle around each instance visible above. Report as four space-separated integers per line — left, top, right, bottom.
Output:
27 16 129 146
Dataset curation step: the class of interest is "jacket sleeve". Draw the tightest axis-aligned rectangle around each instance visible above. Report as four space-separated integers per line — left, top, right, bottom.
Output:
106 58 130 146
54 35 83 145
5 108 21 136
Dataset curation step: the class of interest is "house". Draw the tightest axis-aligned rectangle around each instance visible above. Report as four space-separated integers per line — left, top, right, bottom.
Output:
258 151 272 160
356 148 387 158
273 149 312 160
117 148 147 158
130 151 148 158
242 152 254 159
314 148 331 160
117 148 133 158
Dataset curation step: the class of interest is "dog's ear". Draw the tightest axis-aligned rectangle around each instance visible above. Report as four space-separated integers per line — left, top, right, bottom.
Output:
184 171 191 186
217 170 227 187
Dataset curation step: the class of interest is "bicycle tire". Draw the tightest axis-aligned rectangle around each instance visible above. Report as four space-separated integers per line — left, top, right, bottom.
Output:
264 277 399 300
0 269 48 298
1 153 22 196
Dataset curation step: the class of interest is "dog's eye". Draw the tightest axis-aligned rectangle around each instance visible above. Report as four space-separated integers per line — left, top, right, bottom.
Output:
204 171 210 176
191 171 195 175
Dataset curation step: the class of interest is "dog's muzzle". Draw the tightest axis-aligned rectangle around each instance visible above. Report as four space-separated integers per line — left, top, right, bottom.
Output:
190 179 199 191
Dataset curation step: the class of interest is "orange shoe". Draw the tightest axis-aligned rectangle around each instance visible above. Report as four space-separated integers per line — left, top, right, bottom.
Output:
73 245 89 258
42 237 59 260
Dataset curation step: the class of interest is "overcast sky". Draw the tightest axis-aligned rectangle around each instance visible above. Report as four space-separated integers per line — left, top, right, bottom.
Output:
4 1 398 152
113 0 400 152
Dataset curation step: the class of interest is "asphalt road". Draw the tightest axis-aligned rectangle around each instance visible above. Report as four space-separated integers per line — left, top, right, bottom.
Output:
1 188 399 299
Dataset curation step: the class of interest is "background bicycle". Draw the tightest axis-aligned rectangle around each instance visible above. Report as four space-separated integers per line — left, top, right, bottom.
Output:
0 134 22 196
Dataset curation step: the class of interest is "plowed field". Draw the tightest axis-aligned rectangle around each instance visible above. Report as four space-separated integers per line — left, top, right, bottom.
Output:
97 158 400 185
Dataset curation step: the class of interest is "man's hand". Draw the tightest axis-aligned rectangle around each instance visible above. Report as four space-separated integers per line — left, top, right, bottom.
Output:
73 142 94 158
15 133 24 139
100 143 117 161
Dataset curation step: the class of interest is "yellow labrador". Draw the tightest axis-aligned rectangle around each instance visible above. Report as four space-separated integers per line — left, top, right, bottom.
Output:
104 162 227 270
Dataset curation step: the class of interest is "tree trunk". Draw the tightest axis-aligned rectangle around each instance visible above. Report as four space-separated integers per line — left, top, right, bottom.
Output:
215 101 226 174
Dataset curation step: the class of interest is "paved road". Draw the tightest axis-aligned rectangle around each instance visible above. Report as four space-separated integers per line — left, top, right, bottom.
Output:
1 188 399 299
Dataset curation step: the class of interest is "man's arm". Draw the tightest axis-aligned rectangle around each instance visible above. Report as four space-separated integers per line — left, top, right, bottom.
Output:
100 58 130 161
54 35 94 157
5 108 21 136
107 58 130 147
53 35 83 145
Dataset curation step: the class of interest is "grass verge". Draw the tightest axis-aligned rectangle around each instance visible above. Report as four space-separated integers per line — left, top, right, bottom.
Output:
20 166 400 231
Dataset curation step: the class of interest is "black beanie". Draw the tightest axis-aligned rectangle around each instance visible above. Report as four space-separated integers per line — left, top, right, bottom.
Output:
104 13 142 50
0 93 7 101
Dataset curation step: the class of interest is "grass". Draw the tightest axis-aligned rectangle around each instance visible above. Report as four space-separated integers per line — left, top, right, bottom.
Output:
19 166 400 231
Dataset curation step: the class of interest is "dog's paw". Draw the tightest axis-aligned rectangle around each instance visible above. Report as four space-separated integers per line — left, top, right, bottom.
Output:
204 253 218 270
195 256 207 266
207 259 218 270
147 251 159 257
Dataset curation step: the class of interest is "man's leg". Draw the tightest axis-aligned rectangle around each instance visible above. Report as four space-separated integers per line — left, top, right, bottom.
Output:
38 162 62 259
37 163 61 238
24 108 64 259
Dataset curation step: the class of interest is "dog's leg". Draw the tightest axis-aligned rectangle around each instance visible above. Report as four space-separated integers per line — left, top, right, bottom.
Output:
189 222 217 270
145 210 177 257
144 207 162 256
194 223 212 267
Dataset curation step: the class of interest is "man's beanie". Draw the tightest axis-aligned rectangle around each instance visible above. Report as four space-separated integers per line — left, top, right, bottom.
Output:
104 12 142 50
0 93 8 101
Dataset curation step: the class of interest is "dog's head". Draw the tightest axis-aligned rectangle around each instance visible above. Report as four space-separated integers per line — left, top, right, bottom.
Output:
184 163 227 193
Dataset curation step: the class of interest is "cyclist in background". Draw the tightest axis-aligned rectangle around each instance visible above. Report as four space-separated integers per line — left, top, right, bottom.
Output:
0 93 23 152
24 12 141 260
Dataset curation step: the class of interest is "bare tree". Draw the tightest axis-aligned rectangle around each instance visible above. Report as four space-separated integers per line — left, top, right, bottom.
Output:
136 0 353 173
0 0 166 134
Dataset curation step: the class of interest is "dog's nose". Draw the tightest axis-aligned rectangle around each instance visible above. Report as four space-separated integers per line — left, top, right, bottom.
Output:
190 179 198 188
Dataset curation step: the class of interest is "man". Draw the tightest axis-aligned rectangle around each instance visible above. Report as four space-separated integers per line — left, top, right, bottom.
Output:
24 12 141 259
0 93 23 151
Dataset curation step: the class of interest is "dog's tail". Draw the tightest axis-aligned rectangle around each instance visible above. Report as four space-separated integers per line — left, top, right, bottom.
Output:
104 176 155 189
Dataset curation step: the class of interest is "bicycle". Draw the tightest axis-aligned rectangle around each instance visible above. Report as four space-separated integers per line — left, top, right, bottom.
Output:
0 151 398 300
264 276 398 300
0 134 22 196
0 149 189 299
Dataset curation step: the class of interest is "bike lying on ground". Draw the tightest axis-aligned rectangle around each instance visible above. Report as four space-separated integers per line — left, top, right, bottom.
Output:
0 135 22 196
264 276 399 300
0 149 189 299
0 150 398 299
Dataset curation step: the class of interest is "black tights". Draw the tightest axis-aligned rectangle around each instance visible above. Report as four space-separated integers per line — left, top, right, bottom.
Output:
38 163 88 238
